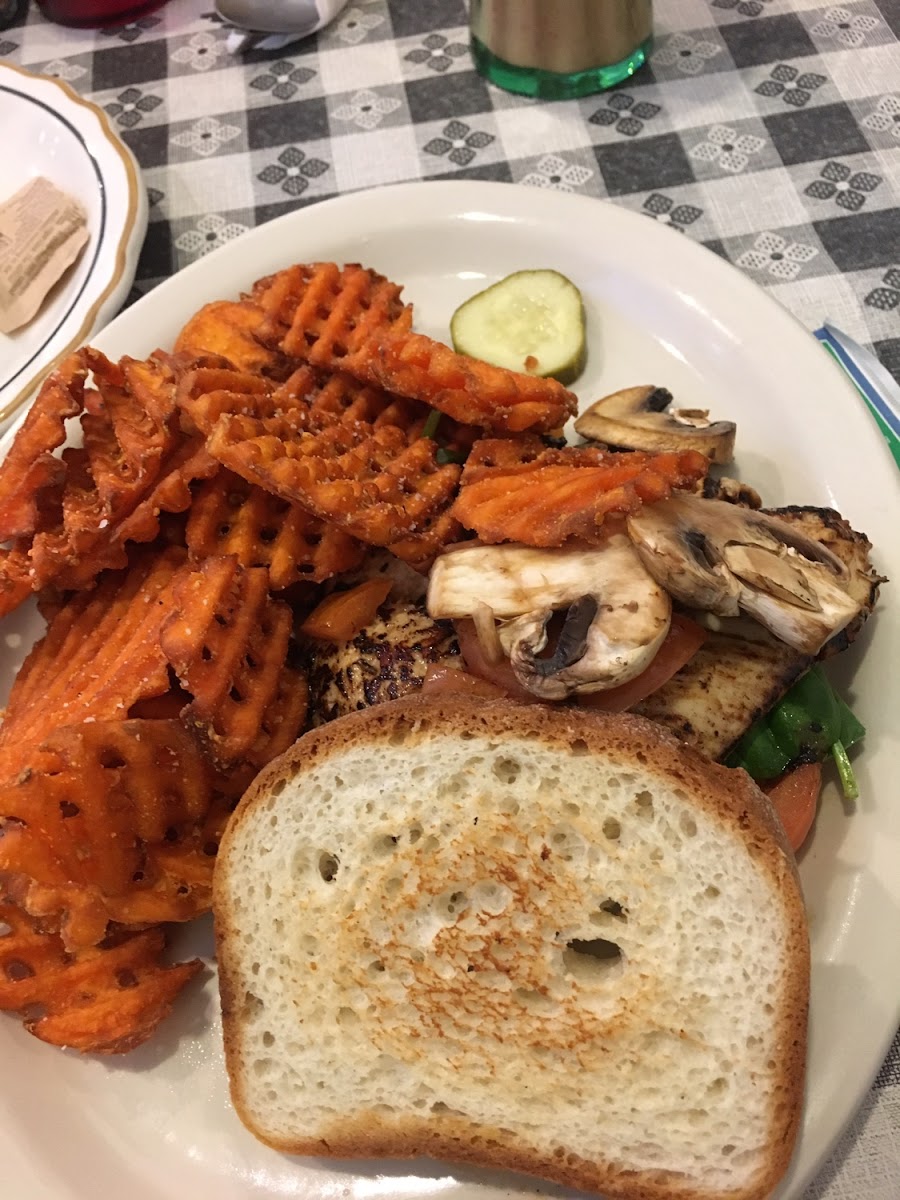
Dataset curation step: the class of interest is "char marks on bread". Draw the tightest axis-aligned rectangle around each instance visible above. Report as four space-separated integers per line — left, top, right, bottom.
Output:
214 697 809 1200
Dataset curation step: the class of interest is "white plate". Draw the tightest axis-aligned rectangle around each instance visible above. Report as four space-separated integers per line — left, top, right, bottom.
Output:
1 181 898 1200
0 64 148 428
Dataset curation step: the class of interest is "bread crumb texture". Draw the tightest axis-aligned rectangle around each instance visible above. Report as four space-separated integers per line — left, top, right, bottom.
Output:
215 698 808 1200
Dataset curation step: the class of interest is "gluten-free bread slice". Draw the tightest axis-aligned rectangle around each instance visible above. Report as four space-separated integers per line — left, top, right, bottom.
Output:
214 697 809 1200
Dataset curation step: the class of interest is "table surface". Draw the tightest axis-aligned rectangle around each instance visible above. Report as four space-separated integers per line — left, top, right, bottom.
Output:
2 0 899 1197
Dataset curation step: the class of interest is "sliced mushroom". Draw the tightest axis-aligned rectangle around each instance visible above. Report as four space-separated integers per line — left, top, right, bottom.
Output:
427 537 671 700
626 495 862 656
575 385 736 464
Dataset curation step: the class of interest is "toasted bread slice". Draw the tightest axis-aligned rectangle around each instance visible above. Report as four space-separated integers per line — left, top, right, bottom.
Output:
214 697 808 1200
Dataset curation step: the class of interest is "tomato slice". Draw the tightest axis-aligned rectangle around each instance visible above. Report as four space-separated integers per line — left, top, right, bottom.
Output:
764 760 823 852
453 620 544 703
420 663 511 701
575 613 707 713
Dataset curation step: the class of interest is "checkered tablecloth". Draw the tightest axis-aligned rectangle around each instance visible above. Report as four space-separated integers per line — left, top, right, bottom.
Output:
1 0 899 1196
2 0 899 377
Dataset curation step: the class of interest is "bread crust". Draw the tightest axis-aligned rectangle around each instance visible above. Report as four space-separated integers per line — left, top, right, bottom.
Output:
214 696 809 1200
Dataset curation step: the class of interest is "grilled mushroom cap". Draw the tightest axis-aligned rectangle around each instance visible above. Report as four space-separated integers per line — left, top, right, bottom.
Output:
575 386 736 464
626 495 861 655
427 537 671 700
765 505 886 658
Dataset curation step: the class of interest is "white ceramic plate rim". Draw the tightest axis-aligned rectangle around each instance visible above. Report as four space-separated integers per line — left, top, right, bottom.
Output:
0 64 148 425
0 180 898 1200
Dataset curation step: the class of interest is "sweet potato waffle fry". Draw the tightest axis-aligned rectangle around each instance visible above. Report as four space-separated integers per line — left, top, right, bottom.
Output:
0 351 216 616
206 413 462 561
252 262 412 362
0 719 216 949
0 353 86 540
160 556 306 769
242 262 576 435
302 368 429 434
177 357 459 566
41 436 218 591
0 548 185 749
336 329 578 435
380 509 465 572
452 440 709 546
175 362 281 436
0 549 33 621
186 470 366 587
115 352 186 431
176 359 429 441
460 434 551 481
27 436 217 591
0 904 202 1054
245 660 309 770
78 349 175 498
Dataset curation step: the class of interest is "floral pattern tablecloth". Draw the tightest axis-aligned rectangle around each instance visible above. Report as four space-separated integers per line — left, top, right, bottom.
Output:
1 0 899 1195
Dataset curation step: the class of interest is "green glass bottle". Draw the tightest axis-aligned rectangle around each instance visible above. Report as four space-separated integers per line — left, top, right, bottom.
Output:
470 0 653 100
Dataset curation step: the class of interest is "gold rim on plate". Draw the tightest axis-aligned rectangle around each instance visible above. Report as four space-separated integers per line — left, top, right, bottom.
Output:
0 62 142 425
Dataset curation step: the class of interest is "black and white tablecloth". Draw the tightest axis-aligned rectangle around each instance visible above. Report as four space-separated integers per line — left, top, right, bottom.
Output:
1 0 898 382
1 0 898 1195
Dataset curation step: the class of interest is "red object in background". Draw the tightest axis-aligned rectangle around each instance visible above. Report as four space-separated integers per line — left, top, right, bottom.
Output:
36 0 165 27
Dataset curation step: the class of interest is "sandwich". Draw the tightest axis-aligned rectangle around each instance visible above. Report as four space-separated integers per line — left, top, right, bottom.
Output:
214 695 809 1200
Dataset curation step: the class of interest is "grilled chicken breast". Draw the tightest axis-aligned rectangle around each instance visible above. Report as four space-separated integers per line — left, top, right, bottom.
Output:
634 622 811 760
307 601 458 726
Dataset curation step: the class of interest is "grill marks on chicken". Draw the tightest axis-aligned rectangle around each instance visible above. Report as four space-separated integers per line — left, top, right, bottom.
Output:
633 623 812 760
307 601 459 725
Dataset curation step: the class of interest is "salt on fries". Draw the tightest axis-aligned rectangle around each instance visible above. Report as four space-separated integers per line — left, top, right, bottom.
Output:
0 261 709 1053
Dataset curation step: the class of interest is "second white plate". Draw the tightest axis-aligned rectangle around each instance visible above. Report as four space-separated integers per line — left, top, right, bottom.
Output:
0 64 148 428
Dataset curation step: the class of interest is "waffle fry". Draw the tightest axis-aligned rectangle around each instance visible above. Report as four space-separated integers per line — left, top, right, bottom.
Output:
252 262 412 362
246 262 575 434
175 362 280 436
338 330 578 435
118 352 181 428
207 413 461 557
245 660 309 770
0 905 202 1054
461 435 551 482
0 353 86 540
381 508 464 571
186 470 366 587
0 719 215 949
176 358 429 445
0 351 218 615
0 547 33 620
39 436 218 591
79 349 175 501
452 444 710 546
301 368 429 434
160 556 306 769
0 548 185 749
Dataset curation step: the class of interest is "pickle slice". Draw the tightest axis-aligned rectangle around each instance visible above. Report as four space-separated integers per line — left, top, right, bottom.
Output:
450 269 587 385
